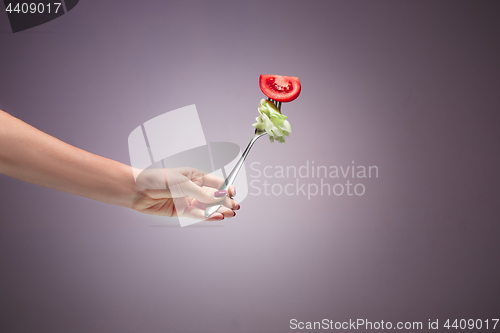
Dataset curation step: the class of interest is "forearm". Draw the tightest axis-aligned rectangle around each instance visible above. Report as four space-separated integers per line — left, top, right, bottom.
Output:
0 110 141 208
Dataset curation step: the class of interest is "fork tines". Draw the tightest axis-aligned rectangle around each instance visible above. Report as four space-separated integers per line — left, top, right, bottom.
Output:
268 98 282 112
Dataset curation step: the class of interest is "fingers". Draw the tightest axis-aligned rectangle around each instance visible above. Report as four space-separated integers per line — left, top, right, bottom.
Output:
215 206 237 218
182 205 225 221
190 198 240 211
165 168 240 222
199 174 237 198
228 185 236 199
213 195 239 210
187 197 239 221
223 191 239 209
172 189 239 222
181 180 233 205
182 204 239 221
178 167 206 179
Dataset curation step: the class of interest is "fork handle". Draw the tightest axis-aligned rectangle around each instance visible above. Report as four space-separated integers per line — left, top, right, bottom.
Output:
205 133 263 218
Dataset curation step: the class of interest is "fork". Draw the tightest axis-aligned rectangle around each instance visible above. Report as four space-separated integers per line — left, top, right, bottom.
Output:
204 98 281 217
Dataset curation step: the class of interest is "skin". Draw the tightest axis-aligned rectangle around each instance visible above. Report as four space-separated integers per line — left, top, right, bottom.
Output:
0 110 239 221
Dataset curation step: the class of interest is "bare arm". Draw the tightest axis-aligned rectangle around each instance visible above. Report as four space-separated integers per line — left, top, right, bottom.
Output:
0 110 238 220
0 110 140 208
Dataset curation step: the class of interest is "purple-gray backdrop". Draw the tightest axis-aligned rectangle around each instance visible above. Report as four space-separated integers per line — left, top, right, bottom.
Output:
1 1 499 332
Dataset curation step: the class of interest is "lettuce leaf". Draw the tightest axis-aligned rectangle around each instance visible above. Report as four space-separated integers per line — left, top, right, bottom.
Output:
252 99 292 143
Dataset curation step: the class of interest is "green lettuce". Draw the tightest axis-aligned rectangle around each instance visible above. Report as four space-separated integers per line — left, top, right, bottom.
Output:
252 99 292 143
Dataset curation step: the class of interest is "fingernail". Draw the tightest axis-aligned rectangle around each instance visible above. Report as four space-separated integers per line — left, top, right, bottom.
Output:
233 211 236 217
214 190 227 198
237 204 241 210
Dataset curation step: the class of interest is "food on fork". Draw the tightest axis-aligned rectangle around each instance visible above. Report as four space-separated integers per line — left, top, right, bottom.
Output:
253 74 301 143
205 74 301 216
259 74 301 102
253 99 292 143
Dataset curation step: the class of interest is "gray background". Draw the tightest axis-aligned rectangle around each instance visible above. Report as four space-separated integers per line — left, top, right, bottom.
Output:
1 1 499 332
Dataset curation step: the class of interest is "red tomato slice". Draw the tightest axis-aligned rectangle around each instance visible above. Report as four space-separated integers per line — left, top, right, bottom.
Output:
259 74 301 102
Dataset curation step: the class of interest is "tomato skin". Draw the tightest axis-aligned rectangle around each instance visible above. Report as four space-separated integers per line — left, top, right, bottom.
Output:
259 74 301 102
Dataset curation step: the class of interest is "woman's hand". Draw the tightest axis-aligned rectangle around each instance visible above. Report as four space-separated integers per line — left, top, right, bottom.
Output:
0 110 240 221
132 167 239 221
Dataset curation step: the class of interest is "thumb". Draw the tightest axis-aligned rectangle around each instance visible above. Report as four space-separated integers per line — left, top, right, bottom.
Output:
181 181 227 204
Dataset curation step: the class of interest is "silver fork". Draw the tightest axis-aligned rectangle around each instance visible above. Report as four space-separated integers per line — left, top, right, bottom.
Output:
205 98 281 217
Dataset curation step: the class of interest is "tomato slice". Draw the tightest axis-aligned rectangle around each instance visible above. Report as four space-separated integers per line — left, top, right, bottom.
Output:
259 74 301 102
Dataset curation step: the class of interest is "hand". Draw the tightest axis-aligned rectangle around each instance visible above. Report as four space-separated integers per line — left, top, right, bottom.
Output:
132 167 239 221
0 111 240 222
